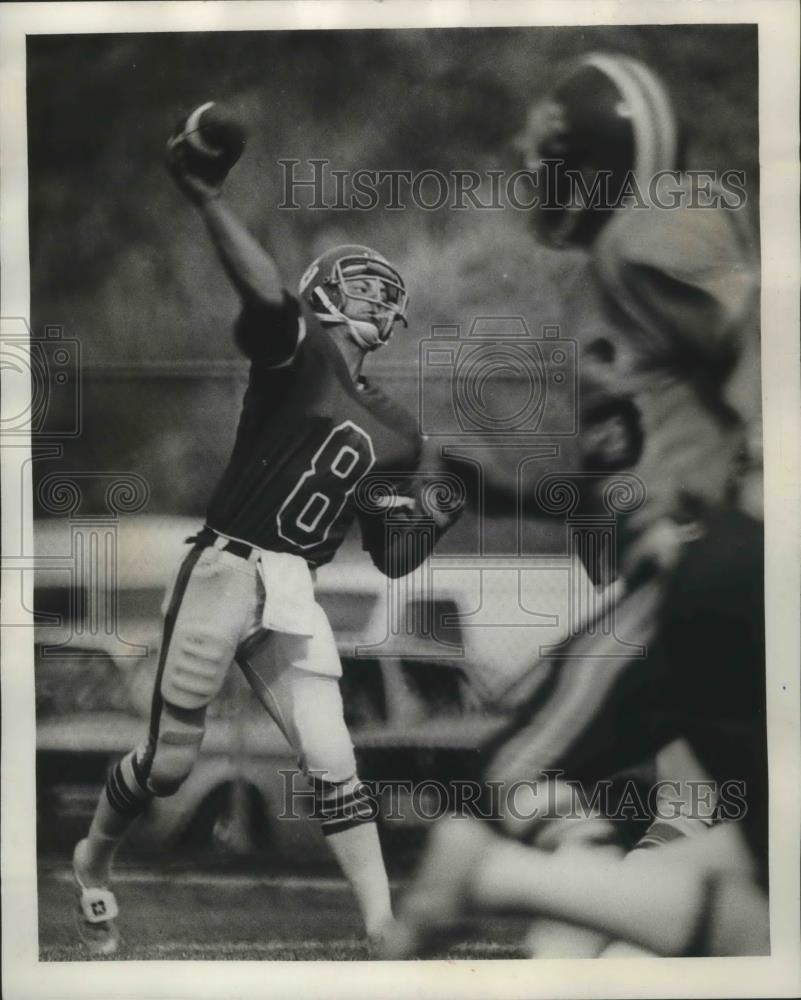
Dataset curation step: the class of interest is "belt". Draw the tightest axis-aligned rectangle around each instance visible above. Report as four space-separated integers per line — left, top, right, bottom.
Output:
188 526 260 562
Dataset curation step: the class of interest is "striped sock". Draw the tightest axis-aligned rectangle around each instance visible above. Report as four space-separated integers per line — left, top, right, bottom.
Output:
311 775 379 836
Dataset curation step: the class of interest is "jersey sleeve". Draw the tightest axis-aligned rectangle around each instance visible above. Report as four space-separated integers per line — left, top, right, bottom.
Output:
592 197 758 374
233 291 306 368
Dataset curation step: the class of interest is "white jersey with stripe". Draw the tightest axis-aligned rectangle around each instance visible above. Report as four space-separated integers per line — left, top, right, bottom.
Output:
562 190 759 524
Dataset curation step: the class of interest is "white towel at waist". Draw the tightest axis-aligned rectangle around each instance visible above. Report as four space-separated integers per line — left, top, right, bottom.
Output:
257 549 318 637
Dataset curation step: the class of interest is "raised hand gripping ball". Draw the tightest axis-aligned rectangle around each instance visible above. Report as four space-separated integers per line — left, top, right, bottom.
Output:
173 101 247 186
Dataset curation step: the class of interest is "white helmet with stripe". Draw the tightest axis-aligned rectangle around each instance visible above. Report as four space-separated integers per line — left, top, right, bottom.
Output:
516 52 680 246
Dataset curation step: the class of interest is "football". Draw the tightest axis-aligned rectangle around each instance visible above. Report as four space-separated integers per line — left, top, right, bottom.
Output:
178 101 247 184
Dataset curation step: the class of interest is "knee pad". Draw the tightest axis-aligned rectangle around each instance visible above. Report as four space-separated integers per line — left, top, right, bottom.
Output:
160 621 237 710
146 704 206 797
300 736 357 787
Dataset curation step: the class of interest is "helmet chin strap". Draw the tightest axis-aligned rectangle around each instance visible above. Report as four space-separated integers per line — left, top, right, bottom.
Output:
313 286 386 350
345 319 385 350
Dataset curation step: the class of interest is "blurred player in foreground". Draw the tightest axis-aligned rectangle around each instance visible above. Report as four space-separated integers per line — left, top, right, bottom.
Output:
380 52 766 958
72 103 457 954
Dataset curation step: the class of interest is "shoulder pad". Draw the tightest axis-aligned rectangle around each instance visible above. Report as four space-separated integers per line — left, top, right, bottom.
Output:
360 380 422 451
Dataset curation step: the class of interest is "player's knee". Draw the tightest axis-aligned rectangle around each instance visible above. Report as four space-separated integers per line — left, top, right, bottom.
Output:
293 682 357 784
146 704 205 797
148 750 195 797
293 722 370 832
160 622 236 710
301 734 357 786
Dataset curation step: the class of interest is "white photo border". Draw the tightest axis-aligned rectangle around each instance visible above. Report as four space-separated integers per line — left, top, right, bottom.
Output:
1 2 799 998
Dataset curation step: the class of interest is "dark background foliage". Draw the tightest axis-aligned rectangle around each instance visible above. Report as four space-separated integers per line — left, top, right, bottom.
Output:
27 25 758 521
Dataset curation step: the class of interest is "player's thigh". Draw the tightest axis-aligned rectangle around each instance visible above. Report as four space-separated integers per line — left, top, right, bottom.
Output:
159 546 259 710
240 609 356 782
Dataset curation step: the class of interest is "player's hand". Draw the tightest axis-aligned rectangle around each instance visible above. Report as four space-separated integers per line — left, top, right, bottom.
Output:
165 103 247 207
165 130 224 206
430 503 462 533
419 437 466 532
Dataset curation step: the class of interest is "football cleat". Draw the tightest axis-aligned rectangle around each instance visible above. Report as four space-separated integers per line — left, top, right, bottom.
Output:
377 815 492 960
366 926 390 961
72 839 120 956
299 244 408 350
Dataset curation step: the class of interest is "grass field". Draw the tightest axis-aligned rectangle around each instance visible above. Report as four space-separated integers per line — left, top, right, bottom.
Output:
39 863 529 962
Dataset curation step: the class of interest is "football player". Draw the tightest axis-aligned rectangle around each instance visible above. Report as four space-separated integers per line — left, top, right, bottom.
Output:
379 52 766 958
71 106 458 955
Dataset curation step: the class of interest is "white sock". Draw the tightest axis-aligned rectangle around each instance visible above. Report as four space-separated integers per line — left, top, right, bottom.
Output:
78 790 136 884
75 831 118 888
325 822 393 935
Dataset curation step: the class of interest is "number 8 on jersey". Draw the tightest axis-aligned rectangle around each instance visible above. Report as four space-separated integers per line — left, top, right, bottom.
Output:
277 420 376 550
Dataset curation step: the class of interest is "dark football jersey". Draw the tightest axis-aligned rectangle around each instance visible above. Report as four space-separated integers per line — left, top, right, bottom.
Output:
483 510 767 876
656 510 767 870
205 295 422 565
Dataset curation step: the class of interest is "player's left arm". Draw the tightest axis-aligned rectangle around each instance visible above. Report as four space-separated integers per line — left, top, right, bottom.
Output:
359 485 460 578
358 440 463 579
